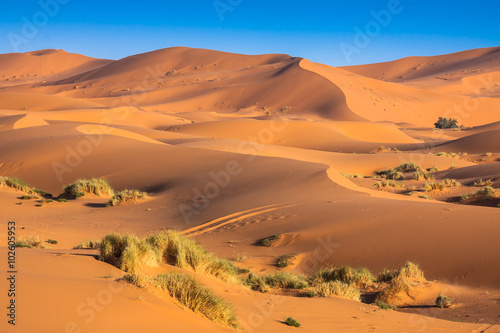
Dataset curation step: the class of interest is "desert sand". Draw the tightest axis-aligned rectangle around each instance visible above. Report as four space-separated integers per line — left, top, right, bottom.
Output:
1 47 500 332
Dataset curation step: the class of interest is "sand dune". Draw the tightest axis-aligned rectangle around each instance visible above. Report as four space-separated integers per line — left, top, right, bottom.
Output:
1 46 500 332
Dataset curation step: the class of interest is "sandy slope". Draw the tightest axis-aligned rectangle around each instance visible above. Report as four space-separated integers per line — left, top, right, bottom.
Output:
1 46 500 332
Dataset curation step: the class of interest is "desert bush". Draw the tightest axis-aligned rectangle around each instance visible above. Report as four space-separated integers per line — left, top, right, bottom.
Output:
264 272 308 290
245 273 271 293
474 179 493 186
151 273 238 328
375 299 396 310
98 231 238 282
427 166 440 172
15 235 45 248
0 177 50 196
73 239 101 249
46 239 58 245
284 317 301 327
461 186 496 202
434 117 458 129
312 266 374 288
314 281 361 301
63 178 114 199
418 195 433 200
277 254 296 268
424 182 445 191
107 189 148 207
376 262 424 304
435 294 451 308
341 173 363 178
413 170 434 181
442 179 462 187
371 180 405 189
260 234 281 247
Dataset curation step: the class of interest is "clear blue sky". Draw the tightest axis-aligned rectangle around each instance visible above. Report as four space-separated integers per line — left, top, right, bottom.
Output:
1 0 498 66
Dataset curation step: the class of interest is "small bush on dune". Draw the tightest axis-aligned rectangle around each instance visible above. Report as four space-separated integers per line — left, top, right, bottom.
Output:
151 273 238 328
314 281 361 301
312 266 374 288
413 170 434 181
376 262 424 304
435 294 451 308
73 239 101 249
98 231 238 282
277 254 296 268
434 117 458 129
461 186 497 202
0 177 51 197
15 235 45 248
427 166 440 172
63 178 114 199
371 180 405 190
264 272 308 290
107 189 148 207
474 179 493 187
245 273 271 293
375 299 396 310
284 317 301 327
424 182 445 192
260 233 281 247
442 179 462 187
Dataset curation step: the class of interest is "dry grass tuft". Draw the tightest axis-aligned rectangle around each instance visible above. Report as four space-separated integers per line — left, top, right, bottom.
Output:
107 189 148 207
63 178 114 199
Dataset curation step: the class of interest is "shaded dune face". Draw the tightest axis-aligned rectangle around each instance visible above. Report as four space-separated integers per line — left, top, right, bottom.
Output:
1 46 500 332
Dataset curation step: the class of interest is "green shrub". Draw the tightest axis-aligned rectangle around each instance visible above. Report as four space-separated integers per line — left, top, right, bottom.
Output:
107 189 148 207
260 234 281 247
375 299 396 310
63 178 114 199
312 266 374 288
277 254 296 268
284 317 301 327
434 117 458 129
46 239 58 245
461 186 496 202
151 273 238 328
371 180 405 190
435 294 451 308
314 281 361 301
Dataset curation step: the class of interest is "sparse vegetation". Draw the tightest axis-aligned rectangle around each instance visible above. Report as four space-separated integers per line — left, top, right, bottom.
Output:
260 233 281 247
15 235 45 248
376 262 424 304
371 180 405 189
424 182 445 192
312 266 374 288
46 239 58 245
435 294 451 308
375 299 396 310
0 177 50 197
418 195 433 200
107 189 148 207
99 231 239 281
413 170 434 180
277 254 296 268
460 186 497 202
434 117 458 129
474 179 493 187
151 273 238 328
284 317 301 327
63 178 114 199
341 173 363 179
58 198 68 203
74 239 101 249
314 281 361 301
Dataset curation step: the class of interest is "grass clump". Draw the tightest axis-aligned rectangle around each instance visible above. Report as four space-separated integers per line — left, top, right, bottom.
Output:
312 266 374 288
474 179 493 187
375 299 396 310
151 273 238 328
341 173 363 179
413 170 434 180
284 317 301 327
277 254 296 268
107 189 148 207
314 281 361 301
442 179 462 187
0 177 50 196
99 231 239 282
260 233 281 247
418 195 433 200
46 239 58 245
460 186 497 202
424 182 445 192
427 166 440 172
20 195 36 200
58 198 68 202
63 178 114 199
435 294 451 308
15 235 45 249
371 180 405 190
245 273 271 293
376 262 424 304
264 272 308 290
73 239 101 249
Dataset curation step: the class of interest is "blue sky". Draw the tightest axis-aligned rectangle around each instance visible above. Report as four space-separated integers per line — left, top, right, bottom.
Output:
1 0 498 66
